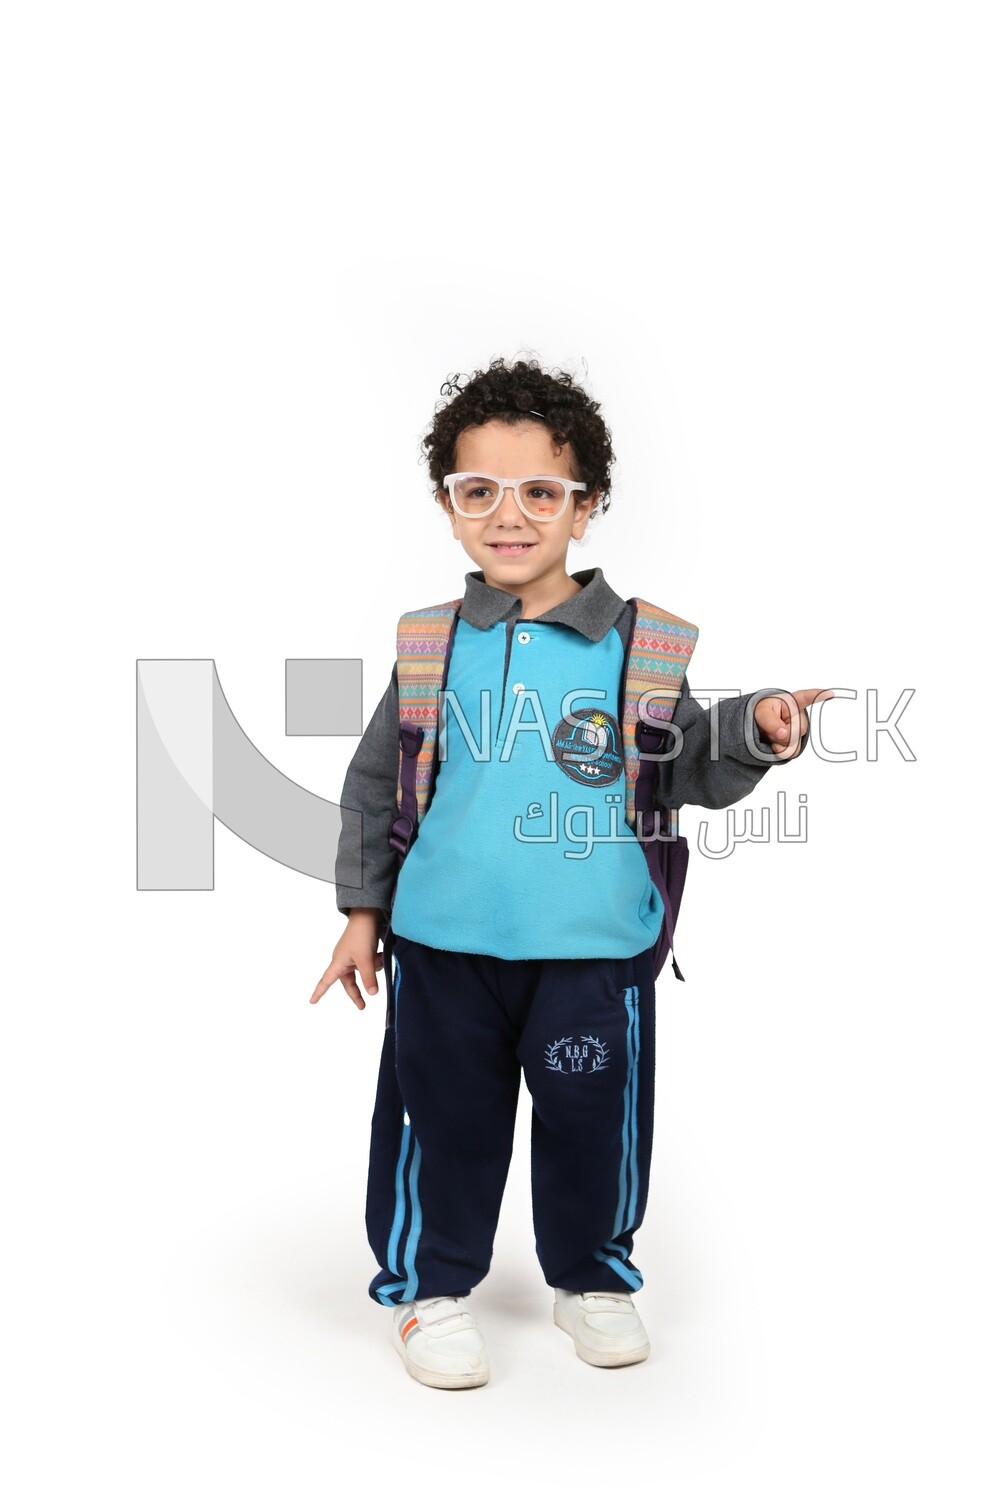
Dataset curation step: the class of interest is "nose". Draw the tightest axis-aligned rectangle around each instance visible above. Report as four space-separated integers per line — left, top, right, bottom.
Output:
495 484 525 525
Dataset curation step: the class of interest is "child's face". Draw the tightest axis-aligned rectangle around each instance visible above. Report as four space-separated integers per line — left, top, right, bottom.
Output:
437 419 597 593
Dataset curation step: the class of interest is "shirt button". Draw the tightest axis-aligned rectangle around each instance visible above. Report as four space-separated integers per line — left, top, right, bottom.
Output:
517 630 531 644
512 682 525 694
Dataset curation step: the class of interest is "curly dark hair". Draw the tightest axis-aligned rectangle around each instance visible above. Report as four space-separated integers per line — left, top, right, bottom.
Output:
421 356 615 518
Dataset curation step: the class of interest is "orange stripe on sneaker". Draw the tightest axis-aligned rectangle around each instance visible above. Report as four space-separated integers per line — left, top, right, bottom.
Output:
400 1316 418 1342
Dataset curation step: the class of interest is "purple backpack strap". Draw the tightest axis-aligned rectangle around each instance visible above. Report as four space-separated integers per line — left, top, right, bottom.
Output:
388 723 425 859
623 596 699 982
634 718 688 980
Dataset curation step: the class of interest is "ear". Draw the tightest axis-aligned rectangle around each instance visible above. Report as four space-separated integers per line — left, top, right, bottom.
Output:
436 490 460 537
571 492 599 538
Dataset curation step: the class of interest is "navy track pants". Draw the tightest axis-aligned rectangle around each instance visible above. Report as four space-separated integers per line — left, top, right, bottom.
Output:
366 923 657 1307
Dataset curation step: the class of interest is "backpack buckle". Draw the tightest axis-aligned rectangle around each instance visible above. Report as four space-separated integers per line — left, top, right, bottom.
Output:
636 721 673 755
388 813 415 857
399 725 425 757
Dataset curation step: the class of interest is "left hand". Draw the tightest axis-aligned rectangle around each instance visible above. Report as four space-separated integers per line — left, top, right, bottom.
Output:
754 688 834 760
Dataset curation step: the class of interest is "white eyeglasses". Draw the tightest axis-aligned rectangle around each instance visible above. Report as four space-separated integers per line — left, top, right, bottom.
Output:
442 472 591 522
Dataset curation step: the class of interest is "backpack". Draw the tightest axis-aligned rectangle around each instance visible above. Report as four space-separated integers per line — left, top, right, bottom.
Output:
384 597 699 982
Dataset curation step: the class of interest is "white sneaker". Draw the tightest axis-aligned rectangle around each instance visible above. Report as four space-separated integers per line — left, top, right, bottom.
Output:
389 1296 490 1389
553 1287 651 1367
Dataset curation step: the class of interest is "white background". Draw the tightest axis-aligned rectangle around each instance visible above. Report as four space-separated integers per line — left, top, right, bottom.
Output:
3 2 997 1496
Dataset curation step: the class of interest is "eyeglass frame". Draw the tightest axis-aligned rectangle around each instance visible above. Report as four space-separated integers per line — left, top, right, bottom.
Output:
441 472 592 523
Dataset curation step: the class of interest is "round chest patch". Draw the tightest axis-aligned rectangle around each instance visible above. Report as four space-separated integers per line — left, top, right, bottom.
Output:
551 709 624 787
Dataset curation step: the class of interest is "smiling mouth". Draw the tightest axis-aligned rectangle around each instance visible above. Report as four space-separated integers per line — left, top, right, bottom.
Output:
487 542 536 552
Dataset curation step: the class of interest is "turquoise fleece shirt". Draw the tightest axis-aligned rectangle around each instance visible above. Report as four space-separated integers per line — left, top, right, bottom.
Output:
388 612 664 959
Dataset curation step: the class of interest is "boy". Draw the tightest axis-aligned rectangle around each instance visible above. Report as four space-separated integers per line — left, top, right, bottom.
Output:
310 358 828 1390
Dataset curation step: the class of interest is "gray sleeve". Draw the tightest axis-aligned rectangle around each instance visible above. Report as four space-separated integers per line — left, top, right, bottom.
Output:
334 662 400 920
657 678 809 811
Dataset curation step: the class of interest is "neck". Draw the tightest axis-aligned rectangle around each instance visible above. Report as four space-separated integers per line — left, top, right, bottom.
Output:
484 565 584 620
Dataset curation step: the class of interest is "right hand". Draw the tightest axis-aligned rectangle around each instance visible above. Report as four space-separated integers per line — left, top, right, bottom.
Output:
309 909 385 1011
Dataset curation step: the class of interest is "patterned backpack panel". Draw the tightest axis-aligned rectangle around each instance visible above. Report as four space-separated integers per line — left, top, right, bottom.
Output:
394 600 463 822
621 599 699 835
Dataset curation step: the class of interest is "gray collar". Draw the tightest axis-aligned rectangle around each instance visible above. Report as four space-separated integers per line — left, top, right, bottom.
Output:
459 565 628 643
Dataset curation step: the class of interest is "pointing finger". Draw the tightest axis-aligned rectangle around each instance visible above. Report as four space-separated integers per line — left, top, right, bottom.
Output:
793 687 836 711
